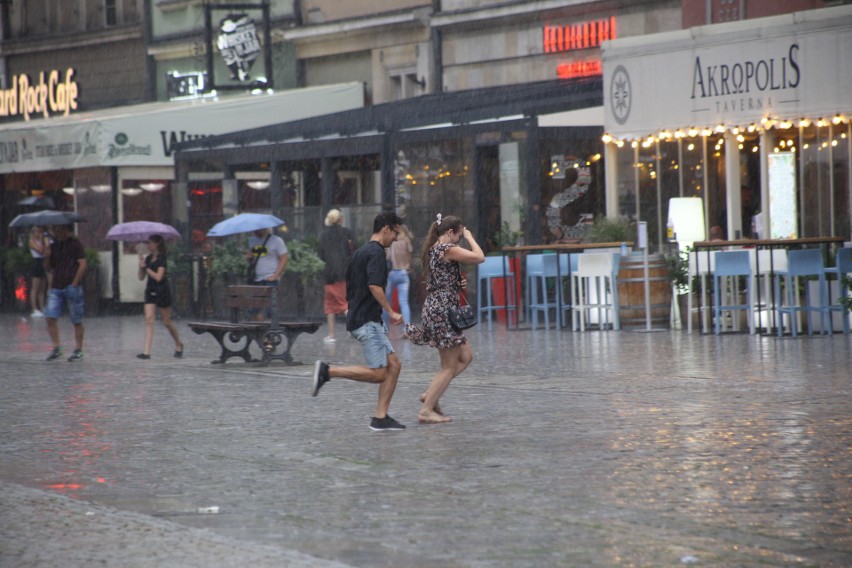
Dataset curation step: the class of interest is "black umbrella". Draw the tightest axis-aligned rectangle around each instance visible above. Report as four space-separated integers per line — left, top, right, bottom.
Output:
9 210 86 228
17 196 56 208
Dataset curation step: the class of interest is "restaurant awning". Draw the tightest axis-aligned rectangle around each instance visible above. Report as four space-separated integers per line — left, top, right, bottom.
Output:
0 82 365 174
601 6 852 140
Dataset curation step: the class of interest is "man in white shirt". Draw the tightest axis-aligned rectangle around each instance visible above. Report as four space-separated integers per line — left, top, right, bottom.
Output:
246 228 288 320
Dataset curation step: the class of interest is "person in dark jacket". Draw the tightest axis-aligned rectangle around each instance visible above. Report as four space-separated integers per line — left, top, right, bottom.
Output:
318 209 355 343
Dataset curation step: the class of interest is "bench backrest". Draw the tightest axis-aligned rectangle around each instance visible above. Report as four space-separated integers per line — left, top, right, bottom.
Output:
226 285 278 325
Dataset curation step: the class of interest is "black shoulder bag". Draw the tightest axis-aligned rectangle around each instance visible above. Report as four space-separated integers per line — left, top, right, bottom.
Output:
447 263 478 332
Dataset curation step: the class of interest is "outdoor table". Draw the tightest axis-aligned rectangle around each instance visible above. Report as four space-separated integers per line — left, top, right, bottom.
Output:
691 236 846 335
501 242 633 330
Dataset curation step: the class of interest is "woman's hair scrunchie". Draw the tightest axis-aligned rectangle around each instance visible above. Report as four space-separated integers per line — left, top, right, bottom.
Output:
436 213 442 226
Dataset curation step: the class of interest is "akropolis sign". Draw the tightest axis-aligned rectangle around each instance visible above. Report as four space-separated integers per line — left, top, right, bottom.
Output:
602 10 852 138
0 68 79 121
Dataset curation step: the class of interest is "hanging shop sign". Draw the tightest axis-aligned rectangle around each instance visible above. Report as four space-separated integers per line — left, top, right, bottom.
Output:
556 60 602 79
0 68 79 121
217 14 262 82
544 16 616 54
205 2 273 92
602 9 852 139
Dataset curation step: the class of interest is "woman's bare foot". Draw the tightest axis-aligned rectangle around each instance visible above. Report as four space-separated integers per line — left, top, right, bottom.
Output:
418 410 452 424
419 395 443 416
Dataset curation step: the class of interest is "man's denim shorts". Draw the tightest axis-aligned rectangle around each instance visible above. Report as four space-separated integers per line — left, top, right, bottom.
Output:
350 321 395 369
45 285 85 324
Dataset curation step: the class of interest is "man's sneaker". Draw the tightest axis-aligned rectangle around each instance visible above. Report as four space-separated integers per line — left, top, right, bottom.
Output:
31 309 44 318
369 416 406 432
311 360 330 396
67 349 84 362
46 347 62 361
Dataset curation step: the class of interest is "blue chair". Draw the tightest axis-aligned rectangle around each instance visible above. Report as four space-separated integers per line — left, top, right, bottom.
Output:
713 250 754 335
825 247 852 335
774 249 832 337
476 256 517 329
527 254 570 330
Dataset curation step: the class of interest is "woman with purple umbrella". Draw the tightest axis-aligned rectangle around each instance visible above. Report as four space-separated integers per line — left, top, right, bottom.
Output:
136 235 183 360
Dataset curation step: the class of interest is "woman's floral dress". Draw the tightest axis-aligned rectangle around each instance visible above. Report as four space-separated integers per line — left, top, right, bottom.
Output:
406 242 467 349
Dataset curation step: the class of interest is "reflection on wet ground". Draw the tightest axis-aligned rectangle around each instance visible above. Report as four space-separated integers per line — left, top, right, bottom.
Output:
1 314 850 566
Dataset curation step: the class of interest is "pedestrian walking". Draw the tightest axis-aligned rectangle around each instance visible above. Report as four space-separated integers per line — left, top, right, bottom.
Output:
136 235 184 360
44 224 87 362
384 223 413 336
246 227 288 321
28 226 50 318
312 211 406 432
406 214 484 424
318 208 355 343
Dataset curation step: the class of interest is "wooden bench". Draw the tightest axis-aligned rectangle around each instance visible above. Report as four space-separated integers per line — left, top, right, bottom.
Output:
187 285 319 366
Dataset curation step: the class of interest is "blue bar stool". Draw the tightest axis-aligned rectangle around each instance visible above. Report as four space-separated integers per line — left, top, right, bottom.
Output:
476 256 517 329
825 247 852 335
713 250 754 335
774 249 832 337
527 254 569 330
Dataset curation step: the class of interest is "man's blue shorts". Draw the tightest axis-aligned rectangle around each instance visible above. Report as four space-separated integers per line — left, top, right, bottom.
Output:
45 285 85 324
349 321 395 369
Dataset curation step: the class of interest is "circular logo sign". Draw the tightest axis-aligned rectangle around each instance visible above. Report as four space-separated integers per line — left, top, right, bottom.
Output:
610 65 632 125
114 132 128 146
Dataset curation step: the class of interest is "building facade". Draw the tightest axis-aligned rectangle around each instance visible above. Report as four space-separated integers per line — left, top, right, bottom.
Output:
602 4 852 250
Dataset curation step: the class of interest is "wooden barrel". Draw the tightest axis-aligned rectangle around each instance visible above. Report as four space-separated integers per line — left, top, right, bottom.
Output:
617 253 672 328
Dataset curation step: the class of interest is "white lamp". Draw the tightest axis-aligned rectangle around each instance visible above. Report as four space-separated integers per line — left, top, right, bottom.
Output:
668 197 706 250
140 182 165 192
121 188 143 196
90 184 112 193
246 181 269 190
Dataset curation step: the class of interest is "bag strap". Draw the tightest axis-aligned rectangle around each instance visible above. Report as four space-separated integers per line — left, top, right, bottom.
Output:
248 233 271 271
454 263 470 307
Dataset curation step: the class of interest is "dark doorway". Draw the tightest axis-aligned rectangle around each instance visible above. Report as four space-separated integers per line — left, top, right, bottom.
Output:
476 145 501 253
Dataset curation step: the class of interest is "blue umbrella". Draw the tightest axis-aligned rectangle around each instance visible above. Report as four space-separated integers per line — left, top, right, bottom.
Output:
207 213 285 237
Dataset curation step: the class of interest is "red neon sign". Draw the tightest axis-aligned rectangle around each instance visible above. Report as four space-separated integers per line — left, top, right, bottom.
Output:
544 16 616 53
556 60 602 79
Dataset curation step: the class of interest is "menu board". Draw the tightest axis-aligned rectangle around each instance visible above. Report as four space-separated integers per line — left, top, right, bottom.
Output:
768 153 798 239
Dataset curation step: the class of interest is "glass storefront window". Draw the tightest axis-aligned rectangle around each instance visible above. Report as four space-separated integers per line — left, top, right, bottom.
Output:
120 179 174 254
540 128 604 245
188 181 223 254
705 133 726 237
395 137 474 247
681 135 705 200
657 140 680 250
831 124 851 239
799 123 831 237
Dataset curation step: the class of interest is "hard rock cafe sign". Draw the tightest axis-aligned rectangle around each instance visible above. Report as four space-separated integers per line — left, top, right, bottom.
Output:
0 68 79 121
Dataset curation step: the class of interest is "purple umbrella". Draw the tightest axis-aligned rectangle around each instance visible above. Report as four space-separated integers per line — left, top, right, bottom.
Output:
105 221 181 242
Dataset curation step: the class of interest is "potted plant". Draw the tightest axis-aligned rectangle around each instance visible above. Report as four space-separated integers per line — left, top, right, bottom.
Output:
584 216 634 244
206 238 249 317
279 239 325 318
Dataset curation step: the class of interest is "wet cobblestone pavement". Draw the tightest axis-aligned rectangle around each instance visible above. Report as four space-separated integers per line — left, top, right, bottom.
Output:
1 313 850 567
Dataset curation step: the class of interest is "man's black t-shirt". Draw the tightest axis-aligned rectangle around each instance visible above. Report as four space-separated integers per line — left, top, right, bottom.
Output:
346 240 389 332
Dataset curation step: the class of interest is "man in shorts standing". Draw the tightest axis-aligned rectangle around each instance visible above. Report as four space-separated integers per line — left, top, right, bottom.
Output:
246 227 288 321
312 211 406 431
44 224 87 362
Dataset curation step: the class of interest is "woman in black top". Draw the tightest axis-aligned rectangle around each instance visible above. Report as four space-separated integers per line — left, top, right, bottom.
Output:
137 234 183 359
